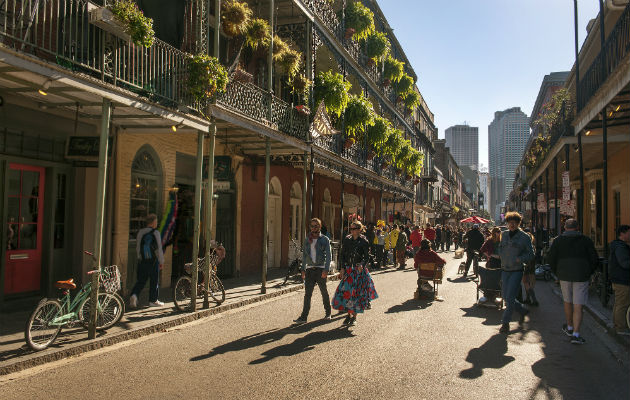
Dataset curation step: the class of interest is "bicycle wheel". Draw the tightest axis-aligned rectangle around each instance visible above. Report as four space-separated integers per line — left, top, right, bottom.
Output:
79 292 125 331
25 298 63 351
208 273 226 304
173 275 194 312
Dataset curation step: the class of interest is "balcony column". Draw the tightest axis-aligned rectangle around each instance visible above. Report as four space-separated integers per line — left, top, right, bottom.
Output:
203 121 216 309
267 0 275 120
573 0 584 225
309 148 315 221
554 156 559 235
261 138 271 294
190 130 206 312
340 168 345 240
88 99 111 339
302 152 308 240
363 181 367 221
545 168 550 233
380 186 384 222
598 0 609 259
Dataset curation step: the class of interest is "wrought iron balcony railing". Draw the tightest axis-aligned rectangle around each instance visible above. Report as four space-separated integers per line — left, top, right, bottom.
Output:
577 2 630 112
0 0 198 110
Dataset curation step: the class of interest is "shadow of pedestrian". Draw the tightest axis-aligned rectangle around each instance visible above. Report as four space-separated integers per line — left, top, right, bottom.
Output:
459 334 515 379
189 318 338 362
460 306 503 326
249 326 355 364
447 276 472 283
385 298 432 313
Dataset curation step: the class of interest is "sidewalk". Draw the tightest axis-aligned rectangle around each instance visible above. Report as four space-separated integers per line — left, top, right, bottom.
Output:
0 268 337 376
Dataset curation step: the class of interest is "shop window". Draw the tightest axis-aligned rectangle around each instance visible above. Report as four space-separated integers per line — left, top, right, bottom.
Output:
289 182 302 245
54 173 66 249
589 180 602 247
614 191 621 234
129 148 162 241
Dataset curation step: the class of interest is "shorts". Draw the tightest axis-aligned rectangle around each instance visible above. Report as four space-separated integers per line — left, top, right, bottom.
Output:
560 280 589 305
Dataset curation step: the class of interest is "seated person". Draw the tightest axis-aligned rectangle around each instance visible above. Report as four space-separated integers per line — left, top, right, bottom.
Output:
478 227 502 303
414 239 446 294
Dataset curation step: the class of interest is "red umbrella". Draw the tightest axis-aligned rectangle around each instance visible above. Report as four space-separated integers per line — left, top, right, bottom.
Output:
460 216 490 224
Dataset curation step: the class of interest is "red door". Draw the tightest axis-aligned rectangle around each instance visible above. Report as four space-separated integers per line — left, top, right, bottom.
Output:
5 164 45 294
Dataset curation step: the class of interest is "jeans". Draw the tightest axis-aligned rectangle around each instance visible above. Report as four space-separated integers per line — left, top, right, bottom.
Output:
300 268 331 319
132 259 159 302
464 250 479 275
375 245 385 267
502 270 527 324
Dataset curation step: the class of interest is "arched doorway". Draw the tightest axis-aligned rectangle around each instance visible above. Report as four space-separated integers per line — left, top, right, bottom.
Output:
128 146 162 289
267 177 282 268
289 182 302 260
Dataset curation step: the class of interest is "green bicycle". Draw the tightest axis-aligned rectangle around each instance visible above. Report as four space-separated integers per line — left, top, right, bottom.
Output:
25 251 125 351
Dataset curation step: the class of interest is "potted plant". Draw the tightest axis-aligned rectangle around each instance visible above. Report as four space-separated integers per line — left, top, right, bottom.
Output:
272 35 290 61
344 95 374 139
187 54 229 102
295 104 311 116
232 65 253 83
404 91 420 113
244 18 271 50
314 70 351 117
383 56 404 86
344 1 375 41
277 48 302 81
221 0 252 37
366 115 390 157
93 0 155 47
394 73 414 99
290 73 312 104
344 137 356 149
364 31 390 66
383 128 403 161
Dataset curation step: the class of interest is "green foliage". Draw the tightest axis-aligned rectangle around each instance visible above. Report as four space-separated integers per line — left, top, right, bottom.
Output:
344 95 374 138
187 54 229 102
406 150 424 176
272 35 290 61
366 115 391 149
244 18 271 50
344 1 375 41
396 140 412 168
313 70 351 117
277 48 302 80
383 56 404 83
534 88 574 132
383 128 403 159
364 31 390 62
394 73 414 98
404 90 420 110
221 0 252 37
110 0 155 47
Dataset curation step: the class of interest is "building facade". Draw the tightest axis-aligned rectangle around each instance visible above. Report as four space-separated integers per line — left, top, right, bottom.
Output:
445 124 478 169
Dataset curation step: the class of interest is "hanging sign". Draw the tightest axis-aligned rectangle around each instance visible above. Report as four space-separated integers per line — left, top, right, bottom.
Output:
310 102 339 139
537 193 547 213
562 171 570 188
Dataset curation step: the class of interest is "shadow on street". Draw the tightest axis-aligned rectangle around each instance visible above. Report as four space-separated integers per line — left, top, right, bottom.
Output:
189 317 340 362
459 333 515 379
460 306 503 326
385 298 433 313
249 326 355 364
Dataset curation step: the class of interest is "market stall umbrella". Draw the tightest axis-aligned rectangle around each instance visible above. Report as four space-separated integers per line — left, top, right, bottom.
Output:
460 216 490 224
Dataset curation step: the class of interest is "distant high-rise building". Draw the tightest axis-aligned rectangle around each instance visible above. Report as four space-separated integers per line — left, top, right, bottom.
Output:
488 107 530 221
445 124 478 169
479 171 490 213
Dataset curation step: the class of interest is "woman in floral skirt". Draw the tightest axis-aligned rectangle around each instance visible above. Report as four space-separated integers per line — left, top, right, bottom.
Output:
332 221 378 326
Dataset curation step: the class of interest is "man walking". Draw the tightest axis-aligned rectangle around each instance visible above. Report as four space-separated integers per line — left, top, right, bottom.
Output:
498 212 534 334
424 223 436 250
294 218 332 324
410 225 423 255
395 224 408 270
130 213 165 308
609 225 630 335
463 224 485 278
546 218 598 344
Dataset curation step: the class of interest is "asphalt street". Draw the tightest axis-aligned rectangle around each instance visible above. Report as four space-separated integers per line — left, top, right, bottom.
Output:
1 252 628 400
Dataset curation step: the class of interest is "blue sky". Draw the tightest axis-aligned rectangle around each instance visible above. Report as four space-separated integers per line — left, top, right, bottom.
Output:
378 1 601 170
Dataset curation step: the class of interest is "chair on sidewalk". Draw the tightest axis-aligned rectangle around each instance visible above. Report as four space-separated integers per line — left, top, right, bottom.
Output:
476 266 503 309
414 263 444 301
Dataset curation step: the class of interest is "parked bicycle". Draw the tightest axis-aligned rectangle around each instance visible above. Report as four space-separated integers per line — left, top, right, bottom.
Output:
24 251 124 351
173 245 226 311
282 238 303 285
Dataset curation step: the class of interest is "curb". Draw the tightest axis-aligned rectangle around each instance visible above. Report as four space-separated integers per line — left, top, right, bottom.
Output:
550 285 629 347
0 274 341 376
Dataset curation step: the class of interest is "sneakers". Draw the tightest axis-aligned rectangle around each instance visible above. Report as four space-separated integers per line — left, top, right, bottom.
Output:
348 316 356 326
615 330 630 336
148 300 164 307
293 316 307 324
323 313 332 320
519 308 529 325
129 294 138 308
342 315 351 325
562 324 574 337
499 323 510 333
571 335 586 345
478 296 487 303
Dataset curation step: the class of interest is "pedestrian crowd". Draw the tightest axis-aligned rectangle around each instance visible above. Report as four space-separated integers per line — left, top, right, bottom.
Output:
291 212 630 344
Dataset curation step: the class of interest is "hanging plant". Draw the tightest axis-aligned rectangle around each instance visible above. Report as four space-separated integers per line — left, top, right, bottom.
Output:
290 74 312 104
366 115 390 150
404 91 420 112
272 35 290 61
383 128 403 159
396 140 412 168
344 95 375 139
383 56 404 84
277 48 302 80
110 0 155 47
407 150 424 177
394 73 414 98
187 54 229 102
364 31 390 63
344 1 375 41
221 0 252 37
313 70 351 118
244 18 271 50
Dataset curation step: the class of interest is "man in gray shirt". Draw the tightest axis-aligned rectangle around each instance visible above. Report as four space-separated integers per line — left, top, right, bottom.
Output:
130 213 165 308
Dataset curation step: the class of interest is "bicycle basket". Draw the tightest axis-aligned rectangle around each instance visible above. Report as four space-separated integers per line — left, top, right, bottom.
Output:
99 265 121 293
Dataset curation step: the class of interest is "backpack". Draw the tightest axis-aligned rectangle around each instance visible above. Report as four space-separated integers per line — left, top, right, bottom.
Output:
140 229 158 262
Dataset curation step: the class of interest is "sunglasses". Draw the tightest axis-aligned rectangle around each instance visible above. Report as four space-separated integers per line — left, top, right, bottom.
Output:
350 227 360 230
310 225 320 229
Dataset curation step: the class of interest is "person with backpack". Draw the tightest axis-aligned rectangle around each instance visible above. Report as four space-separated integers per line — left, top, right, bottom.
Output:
130 213 165 308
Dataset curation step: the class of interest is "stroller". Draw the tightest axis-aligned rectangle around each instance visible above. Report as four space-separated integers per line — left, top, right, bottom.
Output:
476 265 503 309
